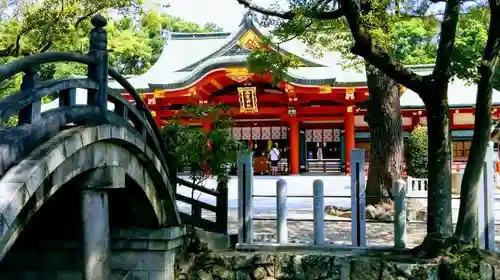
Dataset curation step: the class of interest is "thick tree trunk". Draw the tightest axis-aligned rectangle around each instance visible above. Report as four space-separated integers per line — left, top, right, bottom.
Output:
455 8 500 244
417 83 454 255
364 64 404 206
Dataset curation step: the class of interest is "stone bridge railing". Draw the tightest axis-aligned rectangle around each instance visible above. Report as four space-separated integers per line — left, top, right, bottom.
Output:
0 15 227 234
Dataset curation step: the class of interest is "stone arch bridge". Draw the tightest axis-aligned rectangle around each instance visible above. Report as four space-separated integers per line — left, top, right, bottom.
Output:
0 15 227 279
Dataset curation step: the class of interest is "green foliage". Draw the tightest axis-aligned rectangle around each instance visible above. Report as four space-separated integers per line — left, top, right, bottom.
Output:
407 125 428 178
246 3 495 88
247 37 303 84
246 2 443 79
161 104 243 185
451 7 489 84
446 246 485 280
391 18 438 65
0 3 222 100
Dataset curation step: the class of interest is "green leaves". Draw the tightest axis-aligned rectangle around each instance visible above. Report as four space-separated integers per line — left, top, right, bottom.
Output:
451 7 489 83
161 105 243 184
407 125 428 178
0 3 223 100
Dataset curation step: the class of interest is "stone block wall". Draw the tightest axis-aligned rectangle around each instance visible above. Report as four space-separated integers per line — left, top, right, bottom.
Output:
0 226 186 280
177 251 500 280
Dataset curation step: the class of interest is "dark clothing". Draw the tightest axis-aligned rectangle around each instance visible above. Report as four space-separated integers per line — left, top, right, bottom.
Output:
270 160 278 167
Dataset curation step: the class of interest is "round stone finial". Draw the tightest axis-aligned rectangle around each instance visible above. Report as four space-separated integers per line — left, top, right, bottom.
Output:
91 14 107 28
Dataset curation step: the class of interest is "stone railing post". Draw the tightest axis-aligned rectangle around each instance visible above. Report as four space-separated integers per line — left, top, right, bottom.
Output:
313 179 325 245
478 142 496 252
237 150 253 244
18 67 41 125
276 179 288 244
393 178 407 249
87 15 109 110
351 149 366 248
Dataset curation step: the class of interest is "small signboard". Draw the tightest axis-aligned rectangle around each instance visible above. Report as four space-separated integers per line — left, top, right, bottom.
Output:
238 86 258 113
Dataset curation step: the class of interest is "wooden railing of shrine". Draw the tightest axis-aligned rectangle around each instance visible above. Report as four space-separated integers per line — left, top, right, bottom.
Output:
0 14 228 234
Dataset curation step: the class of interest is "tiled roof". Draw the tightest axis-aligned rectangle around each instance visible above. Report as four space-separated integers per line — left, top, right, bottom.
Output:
106 12 497 108
400 78 500 108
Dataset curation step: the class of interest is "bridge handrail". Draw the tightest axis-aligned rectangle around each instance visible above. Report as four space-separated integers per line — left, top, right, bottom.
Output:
0 52 96 81
108 68 173 182
0 14 228 234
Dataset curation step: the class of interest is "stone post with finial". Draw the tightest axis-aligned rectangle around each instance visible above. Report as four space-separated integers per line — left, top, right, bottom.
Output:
87 14 108 111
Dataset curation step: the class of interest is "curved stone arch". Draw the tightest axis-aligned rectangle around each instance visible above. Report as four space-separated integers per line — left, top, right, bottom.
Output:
0 124 181 261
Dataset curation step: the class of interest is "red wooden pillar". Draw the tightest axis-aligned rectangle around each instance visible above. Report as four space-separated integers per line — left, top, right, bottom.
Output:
344 106 355 175
202 118 212 133
202 118 212 174
289 116 300 175
411 113 420 130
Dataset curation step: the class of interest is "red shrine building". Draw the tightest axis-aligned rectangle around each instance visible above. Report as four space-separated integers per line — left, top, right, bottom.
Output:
108 12 500 175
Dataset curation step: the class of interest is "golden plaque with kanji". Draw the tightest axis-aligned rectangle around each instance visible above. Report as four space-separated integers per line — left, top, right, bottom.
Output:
237 86 258 113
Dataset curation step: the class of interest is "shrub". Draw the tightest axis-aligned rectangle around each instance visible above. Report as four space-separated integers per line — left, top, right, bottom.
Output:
407 125 428 178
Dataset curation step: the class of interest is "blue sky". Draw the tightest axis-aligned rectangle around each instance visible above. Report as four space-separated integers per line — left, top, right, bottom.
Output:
166 0 278 31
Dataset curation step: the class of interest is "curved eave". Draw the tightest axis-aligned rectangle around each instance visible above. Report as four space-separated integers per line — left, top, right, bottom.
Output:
148 58 337 90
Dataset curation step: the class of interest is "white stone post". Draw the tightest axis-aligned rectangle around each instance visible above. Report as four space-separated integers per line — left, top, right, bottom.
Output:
313 179 325 245
351 149 366 248
393 179 407 249
237 150 254 244
82 190 110 280
478 143 496 252
276 179 288 244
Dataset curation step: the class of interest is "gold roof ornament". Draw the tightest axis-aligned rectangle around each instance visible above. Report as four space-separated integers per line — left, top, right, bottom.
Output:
153 89 164 98
345 88 356 100
238 30 261 50
210 80 223 90
237 86 258 113
319 86 332 94
399 85 407 95
284 83 295 93
189 87 197 96
226 68 252 83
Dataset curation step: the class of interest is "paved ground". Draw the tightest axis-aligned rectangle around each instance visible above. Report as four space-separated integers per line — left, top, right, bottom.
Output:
223 212 500 248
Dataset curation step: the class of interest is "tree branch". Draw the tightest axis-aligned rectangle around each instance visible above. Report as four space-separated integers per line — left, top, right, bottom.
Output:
236 0 343 20
432 0 461 79
340 0 427 97
75 8 102 29
237 0 428 97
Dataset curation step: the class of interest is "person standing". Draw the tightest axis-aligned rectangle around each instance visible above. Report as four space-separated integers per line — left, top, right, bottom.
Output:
269 143 280 176
316 142 323 160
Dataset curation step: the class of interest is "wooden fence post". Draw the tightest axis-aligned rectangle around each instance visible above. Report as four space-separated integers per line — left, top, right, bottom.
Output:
216 180 228 234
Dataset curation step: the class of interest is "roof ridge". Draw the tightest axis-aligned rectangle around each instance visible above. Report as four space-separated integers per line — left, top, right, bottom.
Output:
169 32 232 40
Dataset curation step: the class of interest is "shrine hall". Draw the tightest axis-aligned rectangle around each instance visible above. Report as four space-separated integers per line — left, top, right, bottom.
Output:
107 12 500 175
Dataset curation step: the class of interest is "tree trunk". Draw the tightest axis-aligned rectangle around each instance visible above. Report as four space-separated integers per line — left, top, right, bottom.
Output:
364 63 404 206
455 8 500 244
418 83 454 255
